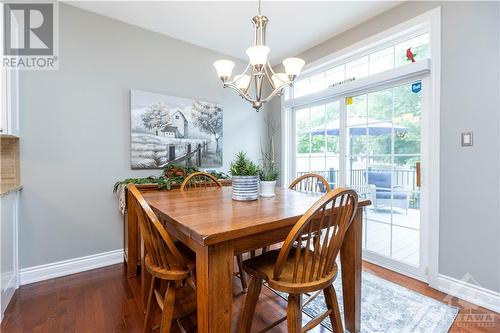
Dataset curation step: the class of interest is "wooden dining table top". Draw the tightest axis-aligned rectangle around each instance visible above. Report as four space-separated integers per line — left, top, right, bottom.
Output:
142 186 370 247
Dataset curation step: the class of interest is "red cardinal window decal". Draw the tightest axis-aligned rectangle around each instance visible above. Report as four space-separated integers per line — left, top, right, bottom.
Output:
406 48 416 63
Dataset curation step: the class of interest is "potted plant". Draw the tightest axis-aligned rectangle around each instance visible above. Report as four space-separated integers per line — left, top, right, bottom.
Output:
259 118 279 197
259 163 279 197
229 151 260 201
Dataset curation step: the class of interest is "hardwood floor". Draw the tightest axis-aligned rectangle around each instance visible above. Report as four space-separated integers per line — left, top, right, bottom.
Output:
1 262 498 332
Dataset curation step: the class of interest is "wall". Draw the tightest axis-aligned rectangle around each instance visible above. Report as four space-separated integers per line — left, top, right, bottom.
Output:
18 4 267 269
274 1 500 292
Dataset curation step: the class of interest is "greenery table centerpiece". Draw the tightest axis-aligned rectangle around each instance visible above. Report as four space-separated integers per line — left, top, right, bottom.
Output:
229 151 260 201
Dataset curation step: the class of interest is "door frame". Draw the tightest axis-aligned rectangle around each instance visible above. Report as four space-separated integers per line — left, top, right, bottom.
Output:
281 7 441 285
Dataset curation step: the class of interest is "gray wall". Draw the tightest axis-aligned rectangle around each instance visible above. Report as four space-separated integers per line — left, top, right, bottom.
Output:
273 1 500 292
19 4 267 268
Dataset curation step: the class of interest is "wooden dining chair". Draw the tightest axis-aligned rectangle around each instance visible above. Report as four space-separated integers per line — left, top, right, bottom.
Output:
180 172 249 292
128 184 197 333
289 173 331 193
289 173 332 247
238 188 359 333
179 171 223 191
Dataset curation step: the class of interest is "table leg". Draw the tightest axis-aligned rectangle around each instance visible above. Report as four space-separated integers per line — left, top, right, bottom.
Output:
340 206 363 333
196 242 234 333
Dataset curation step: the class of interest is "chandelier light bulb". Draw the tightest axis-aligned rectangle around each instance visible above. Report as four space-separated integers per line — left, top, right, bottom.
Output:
283 57 306 78
246 45 271 66
213 60 235 80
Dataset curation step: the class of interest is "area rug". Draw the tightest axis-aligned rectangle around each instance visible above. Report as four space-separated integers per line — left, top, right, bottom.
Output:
268 271 458 333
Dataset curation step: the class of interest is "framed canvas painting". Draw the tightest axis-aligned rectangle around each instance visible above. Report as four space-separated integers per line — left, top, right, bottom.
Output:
130 89 223 169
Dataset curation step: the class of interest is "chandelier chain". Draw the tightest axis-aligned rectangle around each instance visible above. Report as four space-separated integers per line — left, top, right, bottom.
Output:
258 0 262 16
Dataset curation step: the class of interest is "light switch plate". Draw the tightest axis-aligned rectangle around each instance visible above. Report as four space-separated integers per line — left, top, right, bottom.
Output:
461 132 473 147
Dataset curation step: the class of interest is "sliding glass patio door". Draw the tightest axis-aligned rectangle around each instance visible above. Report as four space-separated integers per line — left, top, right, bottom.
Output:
292 80 425 279
345 82 423 277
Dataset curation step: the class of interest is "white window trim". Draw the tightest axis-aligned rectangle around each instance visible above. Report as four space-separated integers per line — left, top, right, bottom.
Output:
280 7 441 286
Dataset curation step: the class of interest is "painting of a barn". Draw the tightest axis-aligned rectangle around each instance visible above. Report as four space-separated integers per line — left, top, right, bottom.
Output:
130 89 223 169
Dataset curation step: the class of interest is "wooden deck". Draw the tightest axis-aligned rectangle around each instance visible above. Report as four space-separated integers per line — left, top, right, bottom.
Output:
363 207 420 266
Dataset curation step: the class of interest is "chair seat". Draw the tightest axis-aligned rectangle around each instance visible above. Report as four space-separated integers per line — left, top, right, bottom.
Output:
145 241 196 280
243 249 338 294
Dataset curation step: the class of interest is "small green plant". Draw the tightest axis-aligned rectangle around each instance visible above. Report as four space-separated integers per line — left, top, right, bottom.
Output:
229 151 260 176
259 163 279 181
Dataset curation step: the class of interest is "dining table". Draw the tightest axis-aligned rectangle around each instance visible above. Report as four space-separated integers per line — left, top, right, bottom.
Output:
130 186 370 333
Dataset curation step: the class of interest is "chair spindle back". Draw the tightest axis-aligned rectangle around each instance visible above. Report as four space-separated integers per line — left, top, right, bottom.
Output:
180 172 222 191
289 173 331 193
273 188 358 284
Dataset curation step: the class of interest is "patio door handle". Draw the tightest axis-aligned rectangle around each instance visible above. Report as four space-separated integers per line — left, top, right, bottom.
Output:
416 162 421 187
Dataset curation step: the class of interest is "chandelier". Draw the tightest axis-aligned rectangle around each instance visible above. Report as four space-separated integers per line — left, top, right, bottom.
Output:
213 0 305 111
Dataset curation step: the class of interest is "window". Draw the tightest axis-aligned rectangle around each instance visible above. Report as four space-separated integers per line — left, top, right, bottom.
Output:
288 33 430 100
294 101 341 188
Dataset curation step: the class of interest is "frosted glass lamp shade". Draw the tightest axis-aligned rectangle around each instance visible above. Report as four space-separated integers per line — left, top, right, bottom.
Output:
213 60 235 79
235 74 251 91
272 73 289 88
283 57 305 77
246 45 271 66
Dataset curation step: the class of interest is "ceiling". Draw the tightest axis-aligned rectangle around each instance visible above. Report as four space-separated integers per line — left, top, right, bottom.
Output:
68 1 403 64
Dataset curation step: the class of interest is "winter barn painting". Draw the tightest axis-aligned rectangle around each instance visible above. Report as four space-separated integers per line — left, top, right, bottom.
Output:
130 89 223 169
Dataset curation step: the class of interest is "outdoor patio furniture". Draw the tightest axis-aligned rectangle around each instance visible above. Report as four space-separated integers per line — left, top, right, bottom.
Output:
366 170 409 213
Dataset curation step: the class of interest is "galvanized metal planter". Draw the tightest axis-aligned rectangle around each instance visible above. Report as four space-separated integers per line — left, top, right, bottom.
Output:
231 176 259 201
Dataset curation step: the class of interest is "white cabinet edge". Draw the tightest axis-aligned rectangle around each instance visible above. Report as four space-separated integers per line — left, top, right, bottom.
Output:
0 189 20 323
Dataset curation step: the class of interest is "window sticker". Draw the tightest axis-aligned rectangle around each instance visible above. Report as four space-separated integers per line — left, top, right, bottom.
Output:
412 81 422 93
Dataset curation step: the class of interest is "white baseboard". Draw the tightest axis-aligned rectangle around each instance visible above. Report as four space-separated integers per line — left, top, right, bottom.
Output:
437 274 500 313
20 249 124 286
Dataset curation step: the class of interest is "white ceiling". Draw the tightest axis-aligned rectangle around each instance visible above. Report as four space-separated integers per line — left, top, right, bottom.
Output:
68 1 403 64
